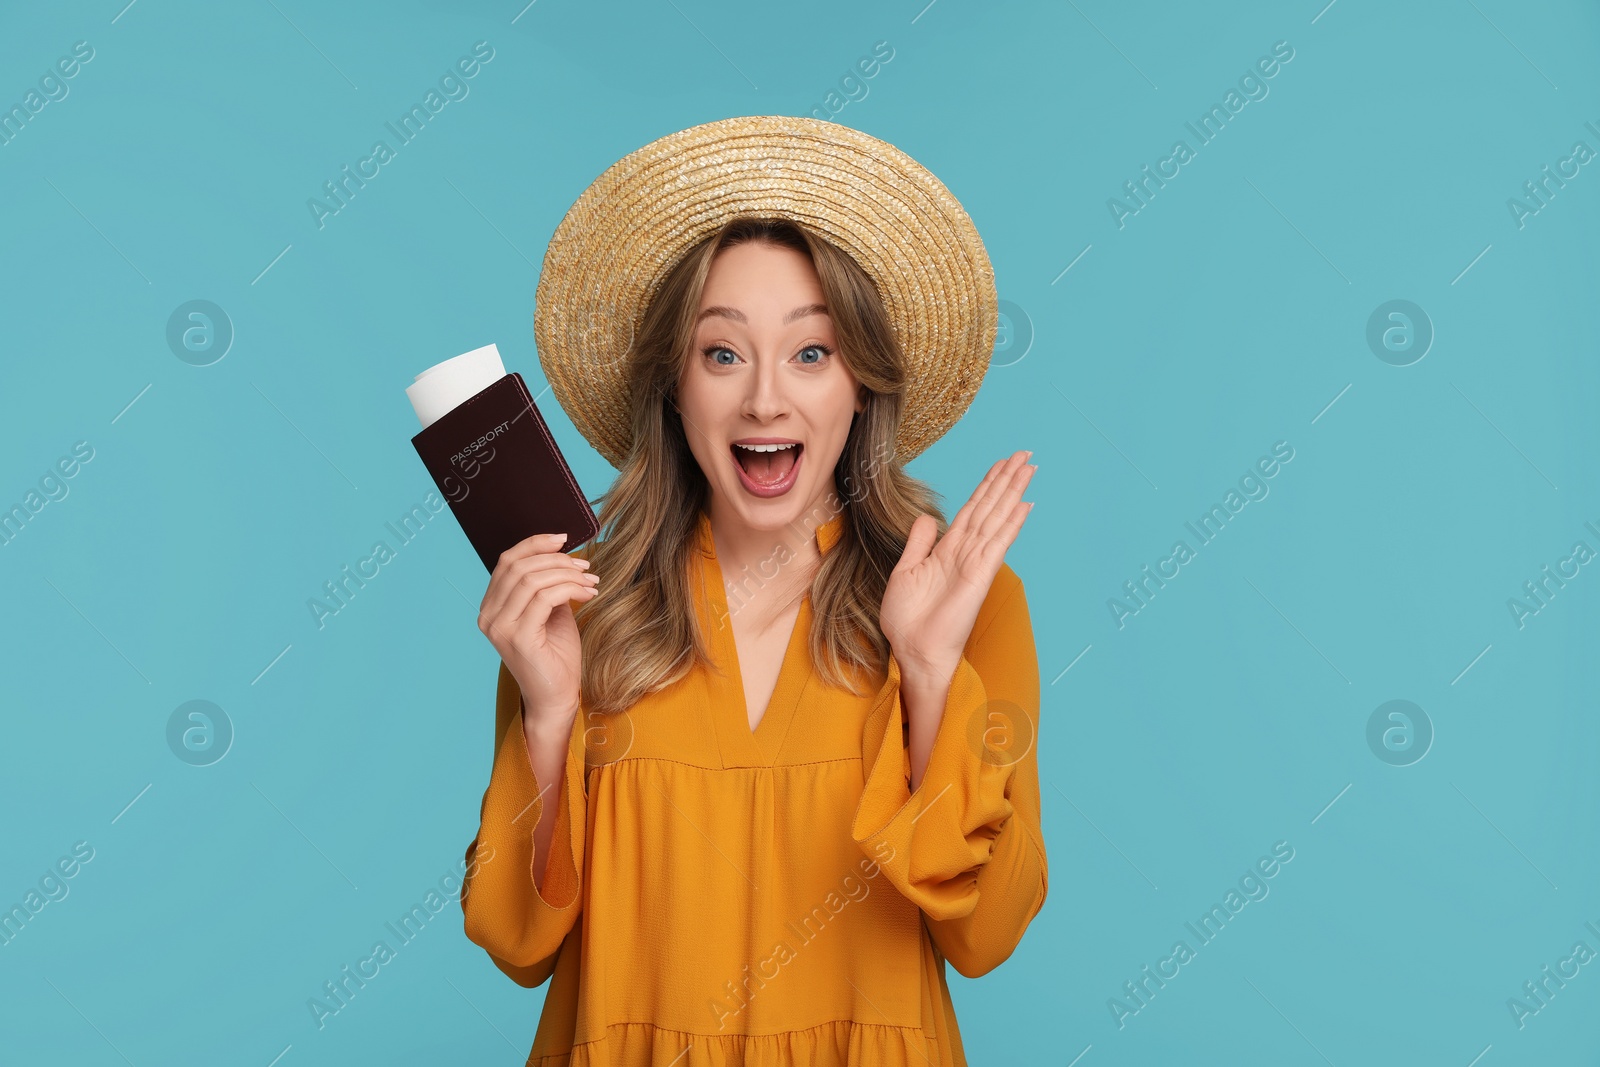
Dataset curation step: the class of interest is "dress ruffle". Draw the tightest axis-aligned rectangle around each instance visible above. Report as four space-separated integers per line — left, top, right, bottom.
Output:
531 1020 942 1067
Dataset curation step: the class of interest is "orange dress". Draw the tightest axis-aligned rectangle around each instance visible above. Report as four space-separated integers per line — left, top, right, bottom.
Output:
460 510 1047 1065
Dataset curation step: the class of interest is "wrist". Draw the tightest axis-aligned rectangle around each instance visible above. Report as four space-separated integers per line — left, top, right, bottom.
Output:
522 696 579 739
893 651 956 693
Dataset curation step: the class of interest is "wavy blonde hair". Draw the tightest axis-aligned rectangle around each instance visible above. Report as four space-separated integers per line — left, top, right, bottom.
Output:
573 216 950 715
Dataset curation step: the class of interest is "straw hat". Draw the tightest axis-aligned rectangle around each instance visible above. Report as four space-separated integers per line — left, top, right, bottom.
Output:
532 115 998 470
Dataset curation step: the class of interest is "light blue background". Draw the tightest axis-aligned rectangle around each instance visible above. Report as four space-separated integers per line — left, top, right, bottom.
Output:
2 0 1597 1063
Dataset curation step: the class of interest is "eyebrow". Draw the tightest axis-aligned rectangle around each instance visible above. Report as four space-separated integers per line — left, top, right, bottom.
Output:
697 303 829 326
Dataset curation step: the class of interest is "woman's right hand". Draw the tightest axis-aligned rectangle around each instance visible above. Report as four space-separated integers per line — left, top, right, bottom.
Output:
477 532 599 730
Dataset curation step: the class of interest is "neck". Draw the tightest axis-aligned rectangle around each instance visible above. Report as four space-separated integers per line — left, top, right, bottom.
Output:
705 496 831 620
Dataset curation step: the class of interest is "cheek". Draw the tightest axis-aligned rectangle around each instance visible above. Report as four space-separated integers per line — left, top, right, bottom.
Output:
803 397 858 471
824 376 862 438
674 377 731 470
676 356 728 405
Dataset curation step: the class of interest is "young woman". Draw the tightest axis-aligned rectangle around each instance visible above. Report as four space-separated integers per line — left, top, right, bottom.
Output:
461 116 1046 1066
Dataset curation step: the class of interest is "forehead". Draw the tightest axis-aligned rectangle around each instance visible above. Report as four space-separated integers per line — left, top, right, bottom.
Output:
698 242 826 312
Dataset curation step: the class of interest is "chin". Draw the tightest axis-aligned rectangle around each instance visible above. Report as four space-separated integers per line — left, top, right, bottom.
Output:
723 486 810 529
713 471 833 533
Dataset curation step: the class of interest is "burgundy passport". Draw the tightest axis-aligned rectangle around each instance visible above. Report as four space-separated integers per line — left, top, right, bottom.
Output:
410 372 599 570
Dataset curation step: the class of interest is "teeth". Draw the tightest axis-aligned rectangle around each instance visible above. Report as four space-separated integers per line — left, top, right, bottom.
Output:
734 442 798 453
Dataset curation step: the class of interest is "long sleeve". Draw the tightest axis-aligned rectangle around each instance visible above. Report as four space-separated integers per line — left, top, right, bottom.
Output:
460 658 587 988
850 562 1048 978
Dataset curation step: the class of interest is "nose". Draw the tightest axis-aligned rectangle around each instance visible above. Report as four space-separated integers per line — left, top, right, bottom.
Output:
739 351 790 423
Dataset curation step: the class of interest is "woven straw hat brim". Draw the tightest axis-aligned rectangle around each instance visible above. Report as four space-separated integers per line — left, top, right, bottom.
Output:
532 115 997 470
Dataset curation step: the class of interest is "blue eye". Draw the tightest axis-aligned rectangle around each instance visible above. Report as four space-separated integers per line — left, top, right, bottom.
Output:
701 344 834 366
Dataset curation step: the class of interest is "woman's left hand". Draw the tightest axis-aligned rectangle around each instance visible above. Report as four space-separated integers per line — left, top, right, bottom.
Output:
880 450 1036 690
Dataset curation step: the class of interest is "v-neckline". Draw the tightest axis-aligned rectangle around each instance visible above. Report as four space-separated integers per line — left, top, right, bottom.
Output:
729 592 810 738
694 510 843 767
700 557 813 767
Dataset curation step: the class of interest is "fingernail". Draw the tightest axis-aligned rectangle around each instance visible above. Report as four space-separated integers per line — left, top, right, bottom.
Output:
549 532 567 540
1025 450 1034 461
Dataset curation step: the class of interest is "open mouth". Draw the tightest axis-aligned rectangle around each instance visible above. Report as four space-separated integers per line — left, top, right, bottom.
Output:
731 441 803 497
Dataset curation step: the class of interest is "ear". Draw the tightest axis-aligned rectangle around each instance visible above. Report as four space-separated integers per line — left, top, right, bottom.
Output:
854 384 868 415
